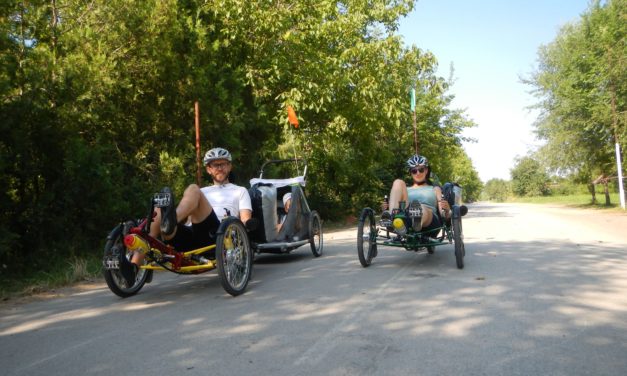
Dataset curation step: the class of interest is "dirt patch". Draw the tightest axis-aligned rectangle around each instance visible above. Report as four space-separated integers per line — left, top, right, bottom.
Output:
0 278 106 308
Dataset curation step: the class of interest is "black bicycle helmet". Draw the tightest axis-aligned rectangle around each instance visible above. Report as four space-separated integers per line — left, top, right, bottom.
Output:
203 147 232 165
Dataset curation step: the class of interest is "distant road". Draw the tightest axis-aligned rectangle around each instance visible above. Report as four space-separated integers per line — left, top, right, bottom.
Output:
1 203 627 375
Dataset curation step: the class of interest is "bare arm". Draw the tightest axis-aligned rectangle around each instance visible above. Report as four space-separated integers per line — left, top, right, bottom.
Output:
434 186 451 218
239 209 252 224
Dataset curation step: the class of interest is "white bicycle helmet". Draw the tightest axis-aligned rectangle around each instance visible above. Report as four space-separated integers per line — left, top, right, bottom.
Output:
203 147 232 165
406 154 429 169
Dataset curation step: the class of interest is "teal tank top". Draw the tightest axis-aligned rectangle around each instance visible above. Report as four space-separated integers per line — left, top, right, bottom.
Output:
407 185 437 211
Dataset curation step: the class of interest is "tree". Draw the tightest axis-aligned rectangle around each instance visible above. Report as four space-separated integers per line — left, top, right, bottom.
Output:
435 144 482 202
525 0 626 204
0 0 481 277
483 179 511 202
510 156 550 197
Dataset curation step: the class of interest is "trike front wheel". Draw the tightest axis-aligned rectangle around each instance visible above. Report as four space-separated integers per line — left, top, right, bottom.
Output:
357 208 377 267
452 216 464 269
103 222 151 298
216 217 253 296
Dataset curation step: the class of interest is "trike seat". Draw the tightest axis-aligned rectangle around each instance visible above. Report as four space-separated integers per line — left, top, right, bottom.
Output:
248 180 309 244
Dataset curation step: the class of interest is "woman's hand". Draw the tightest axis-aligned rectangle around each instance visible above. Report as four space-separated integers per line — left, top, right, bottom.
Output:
438 196 451 219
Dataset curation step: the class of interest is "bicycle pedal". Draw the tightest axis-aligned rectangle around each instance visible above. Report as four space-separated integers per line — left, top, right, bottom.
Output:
408 201 422 218
102 256 120 270
153 192 172 208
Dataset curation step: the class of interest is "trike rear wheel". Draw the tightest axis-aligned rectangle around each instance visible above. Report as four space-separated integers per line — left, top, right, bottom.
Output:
103 222 151 298
453 216 464 269
309 210 323 257
216 217 253 296
357 208 377 267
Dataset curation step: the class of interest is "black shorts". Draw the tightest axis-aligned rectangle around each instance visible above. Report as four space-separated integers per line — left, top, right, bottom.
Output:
423 210 443 234
165 211 220 253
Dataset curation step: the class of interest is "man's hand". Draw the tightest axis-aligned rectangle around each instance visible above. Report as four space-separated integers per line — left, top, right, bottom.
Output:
240 209 252 224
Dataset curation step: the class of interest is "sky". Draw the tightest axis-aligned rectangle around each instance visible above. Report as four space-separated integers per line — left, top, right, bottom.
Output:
398 0 592 182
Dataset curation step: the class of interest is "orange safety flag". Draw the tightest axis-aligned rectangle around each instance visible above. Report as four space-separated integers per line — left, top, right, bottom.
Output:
287 105 299 128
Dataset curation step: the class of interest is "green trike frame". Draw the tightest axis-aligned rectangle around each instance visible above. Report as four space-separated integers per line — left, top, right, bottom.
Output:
357 203 466 269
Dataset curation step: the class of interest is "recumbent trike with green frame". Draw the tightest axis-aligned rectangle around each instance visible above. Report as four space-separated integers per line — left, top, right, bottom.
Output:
357 182 468 269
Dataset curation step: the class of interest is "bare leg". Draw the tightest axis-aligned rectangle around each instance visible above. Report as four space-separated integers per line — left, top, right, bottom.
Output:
389 179 408 210
420 204 433 227
153 184 213 239
173 184 213 225
390 181 436 228
134 184 213 265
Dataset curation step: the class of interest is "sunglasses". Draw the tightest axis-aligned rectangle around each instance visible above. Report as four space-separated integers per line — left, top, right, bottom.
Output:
410 167 427 175
209 162 230 170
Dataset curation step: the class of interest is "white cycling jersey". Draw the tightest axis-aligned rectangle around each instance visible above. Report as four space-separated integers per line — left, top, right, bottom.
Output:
201 183 252 220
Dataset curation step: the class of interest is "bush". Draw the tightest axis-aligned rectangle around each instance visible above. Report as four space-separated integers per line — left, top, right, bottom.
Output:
511 157 550 197
482 179 511 202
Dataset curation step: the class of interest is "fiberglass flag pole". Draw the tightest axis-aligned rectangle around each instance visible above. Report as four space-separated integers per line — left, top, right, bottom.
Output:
411 87 418 155
195 101 201 186
287 105 300 172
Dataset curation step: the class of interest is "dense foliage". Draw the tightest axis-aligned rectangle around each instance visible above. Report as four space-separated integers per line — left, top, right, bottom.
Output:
482 179 511 202
525 0 626 203
1 1 481 277
510 156 550 197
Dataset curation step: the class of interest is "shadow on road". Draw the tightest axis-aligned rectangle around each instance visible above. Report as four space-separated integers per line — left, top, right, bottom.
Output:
2 223 627 375
252 252 311 265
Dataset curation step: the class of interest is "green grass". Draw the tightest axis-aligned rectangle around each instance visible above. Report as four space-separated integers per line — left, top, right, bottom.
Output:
508 193 626 211
323 217 359 231
0 255 103 302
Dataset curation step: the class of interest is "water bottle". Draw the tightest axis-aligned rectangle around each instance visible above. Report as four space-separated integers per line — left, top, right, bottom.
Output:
392 217 407 235
124 234 150 254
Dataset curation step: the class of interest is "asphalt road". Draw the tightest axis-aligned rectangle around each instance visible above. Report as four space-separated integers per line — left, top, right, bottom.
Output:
2 203 627 376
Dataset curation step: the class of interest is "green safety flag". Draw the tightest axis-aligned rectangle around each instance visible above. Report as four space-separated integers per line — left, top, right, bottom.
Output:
410 88 416 112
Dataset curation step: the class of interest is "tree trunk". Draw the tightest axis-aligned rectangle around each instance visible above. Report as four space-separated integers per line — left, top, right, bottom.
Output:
604 182 611 206
588 183 597 204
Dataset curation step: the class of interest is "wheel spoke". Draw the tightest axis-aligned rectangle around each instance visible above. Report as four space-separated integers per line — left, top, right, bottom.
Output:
224 225 247 289
357 209 375 267
103 221 150 297
309 212 323 257
215 218 251 296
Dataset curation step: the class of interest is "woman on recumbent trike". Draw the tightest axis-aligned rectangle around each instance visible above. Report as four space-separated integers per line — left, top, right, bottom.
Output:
357 154 468 269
